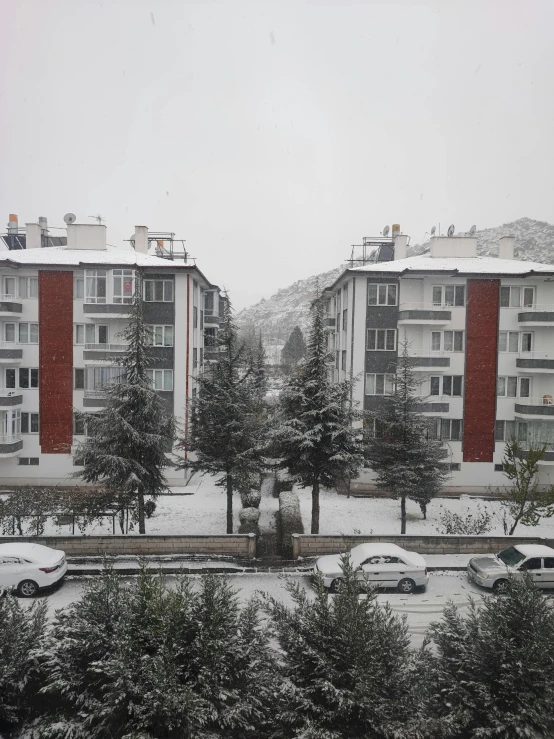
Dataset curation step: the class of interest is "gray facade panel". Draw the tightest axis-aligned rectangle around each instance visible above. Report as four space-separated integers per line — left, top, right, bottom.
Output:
515 403 554 416
363 396 391 413
0 394 23 407
364 353 398 374
149 347 174 369
83 351 126 361
83 304 132 315
412 357 451 367
419 403 450 412
365 278 399 375
518 312 554 322
83 397 109 407
0 349 23 359
0 302 22 314
516 450 554 462
516 359 554 370
158 392 175 415
398 310 451 321
0 440 23 454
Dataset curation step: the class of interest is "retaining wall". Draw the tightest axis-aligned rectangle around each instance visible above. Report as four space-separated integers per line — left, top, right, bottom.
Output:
292 534 553 559
1 534 256 558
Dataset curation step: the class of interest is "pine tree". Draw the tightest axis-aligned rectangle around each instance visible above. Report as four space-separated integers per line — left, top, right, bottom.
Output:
184 296 266 533
281 325 306 368
272 304 364 534
364 340 449 534
416 575 554 738
264 554 412 738
74 272 176 534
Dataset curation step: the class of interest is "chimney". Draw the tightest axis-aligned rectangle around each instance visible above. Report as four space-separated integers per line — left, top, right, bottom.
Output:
66 223 107 250
132 226 149 255
498 236 515 260
393 233 408 260
25 222 42 249
7 214 18 234
430 235 477 259
392 224 401 238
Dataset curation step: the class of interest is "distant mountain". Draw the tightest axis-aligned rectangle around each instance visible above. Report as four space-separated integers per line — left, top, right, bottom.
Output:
236 218 554 350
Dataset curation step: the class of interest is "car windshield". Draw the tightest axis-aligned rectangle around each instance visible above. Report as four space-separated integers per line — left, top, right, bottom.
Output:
497 546 526 567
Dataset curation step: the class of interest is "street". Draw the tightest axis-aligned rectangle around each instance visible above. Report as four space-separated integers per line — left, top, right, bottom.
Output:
34 571 487 648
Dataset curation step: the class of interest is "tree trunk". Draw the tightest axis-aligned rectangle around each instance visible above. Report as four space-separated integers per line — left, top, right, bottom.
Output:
400 495 407 535
311 479 320 534
226 475 233 534
421 502 427 520
509 519 519 536
137 489 146 534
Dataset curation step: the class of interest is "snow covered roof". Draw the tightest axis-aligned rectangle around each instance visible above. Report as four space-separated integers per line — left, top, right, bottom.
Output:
329 255 554 289
0 245 196 270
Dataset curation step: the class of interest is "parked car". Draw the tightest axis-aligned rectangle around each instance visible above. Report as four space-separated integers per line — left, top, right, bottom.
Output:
0 542 67 597
313 543 429 594
467 544 554 593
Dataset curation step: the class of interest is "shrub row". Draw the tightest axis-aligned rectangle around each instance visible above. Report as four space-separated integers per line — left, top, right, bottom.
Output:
277 489 304 558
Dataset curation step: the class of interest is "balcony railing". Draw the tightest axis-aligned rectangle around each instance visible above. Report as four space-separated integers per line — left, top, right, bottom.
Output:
0 433 22 444
514 396 554 406
400 302 460 310
84 343 127 352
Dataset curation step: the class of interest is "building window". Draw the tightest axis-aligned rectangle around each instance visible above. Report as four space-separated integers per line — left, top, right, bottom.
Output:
205 328 216 347
147 325 174 347
205 291 215 315
3 276 17 298
431 331 464 352
85 366 124 391
342 309 348 331
4 323 38 343
74 277 84 300
368 283 397 306
365 373 395 395
367 329 396 351
442 376 463 397
200 310 204 330
335 351 340 370
146 369 173 391
194 306 198 328
5 368 39 389
341 350 346 371
17 277 38 299
85 270 107 304
497 376 531 398
113 269 135 304
432 285 465 307
74 368 85 390
144 280 173 302
495 464 504 472
498 331 533 352
21 412 39 434
73 412 87 436
495 420 516 441
18 457 39 466
75 324 108 345
193 348 198 369
450 463 461 471
500 286 534 308
427 418 463 440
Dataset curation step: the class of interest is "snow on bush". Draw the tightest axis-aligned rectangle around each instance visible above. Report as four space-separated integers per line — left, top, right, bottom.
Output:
278 490 304 558
238 506 260 535
240 488 261 509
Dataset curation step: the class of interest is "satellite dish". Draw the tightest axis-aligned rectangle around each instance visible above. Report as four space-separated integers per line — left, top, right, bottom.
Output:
430 226 436 237
447 224 455 237
64 213 76 225
468 224 476 236
383 225 390 237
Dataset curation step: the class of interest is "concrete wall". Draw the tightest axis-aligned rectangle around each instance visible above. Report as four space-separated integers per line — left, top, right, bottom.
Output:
292 533 551 558
1 534 256 558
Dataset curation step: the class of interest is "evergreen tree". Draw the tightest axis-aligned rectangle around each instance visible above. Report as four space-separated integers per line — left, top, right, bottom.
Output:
0 594 47 736
251 332 268 402
36 565 276 739
281 325 306 368
364 341 449 534
415 575 554 738
74 273 176 534
272 304 364 533
184 296 266 533
264 554 412 738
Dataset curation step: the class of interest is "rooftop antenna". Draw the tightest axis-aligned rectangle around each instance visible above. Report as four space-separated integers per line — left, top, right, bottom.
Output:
88 214 104 225
382 225 390 237
447 224 455 237
430 226 436 237
468 224 477 236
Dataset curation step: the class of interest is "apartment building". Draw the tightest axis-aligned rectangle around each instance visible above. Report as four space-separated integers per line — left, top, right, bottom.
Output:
0 215 223 486
323 229 554 493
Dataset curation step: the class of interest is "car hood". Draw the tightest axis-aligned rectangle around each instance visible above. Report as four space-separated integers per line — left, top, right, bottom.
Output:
315 554 344 575
469 555 508 573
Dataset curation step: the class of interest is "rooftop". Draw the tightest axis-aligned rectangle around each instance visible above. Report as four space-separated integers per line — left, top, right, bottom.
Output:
0 245 197 270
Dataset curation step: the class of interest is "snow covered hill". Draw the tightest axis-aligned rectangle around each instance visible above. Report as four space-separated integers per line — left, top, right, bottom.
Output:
236 218 554 347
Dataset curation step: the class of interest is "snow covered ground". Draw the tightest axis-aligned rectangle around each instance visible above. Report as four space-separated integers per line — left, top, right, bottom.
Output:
3 474 554 538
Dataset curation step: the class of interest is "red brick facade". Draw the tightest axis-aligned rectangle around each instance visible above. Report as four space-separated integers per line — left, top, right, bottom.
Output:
463 279 500 462
38 271 74 453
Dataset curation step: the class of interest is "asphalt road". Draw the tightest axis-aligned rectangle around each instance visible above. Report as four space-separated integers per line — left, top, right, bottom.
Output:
32 571 487 648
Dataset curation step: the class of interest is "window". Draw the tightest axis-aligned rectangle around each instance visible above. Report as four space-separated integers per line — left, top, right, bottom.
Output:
148 325 174 347
341 350 346 371
426 418 463 440
85 366 124 391
199 348 203 366
205 291 215 315
200 310 204 330
430 376 441 396
73 412 87 436
74 368 85 390
430 376 463 396
495 420 516 441
74 277 84 300
432 285 465 307
4 323 15 342
85 270 107 304
367 329 396 351
21 412 39 434
499 331 533 352
495 464 504 472
75 324 108 345
450 463 461 471
144 280 173 302
6 368 39 389
497 377 531 398
2 409 21 437
3 276 16 298
146 369 173 391
500 286 534 308
193 348 198 369
342 309 347 331
205 328 216 347
18 323 39 344
18 458 39 466
519 558 542 571
431 332 441 352
335 351 340 369
194 306 198 328
368 283 397 306
365 373 395 395
112 269 134 304
18 277 38 298
544 558 554 569
443 331 464 352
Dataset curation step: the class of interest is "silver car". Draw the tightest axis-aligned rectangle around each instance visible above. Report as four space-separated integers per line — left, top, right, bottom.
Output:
467 544 554 593
314 543 429 594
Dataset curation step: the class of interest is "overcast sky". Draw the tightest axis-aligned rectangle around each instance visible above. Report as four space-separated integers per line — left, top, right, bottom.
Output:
1 0 553 310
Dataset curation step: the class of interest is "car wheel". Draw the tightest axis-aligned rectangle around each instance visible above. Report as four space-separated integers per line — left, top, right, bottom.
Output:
17 579 39 598
329 579 343 593
397 578 416 594
493 579 509 594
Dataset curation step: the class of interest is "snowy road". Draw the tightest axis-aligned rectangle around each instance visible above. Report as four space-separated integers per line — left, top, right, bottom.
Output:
33 571 488 648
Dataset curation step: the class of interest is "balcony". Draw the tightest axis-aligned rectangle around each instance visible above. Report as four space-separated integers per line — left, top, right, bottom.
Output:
83 302 132 317
82 390 109 408
0 392 22 407
398 303 452 325
0 296 22 317
82 343 127 361
516 352 554 373
0 433 23 455
514 396 554 417
0 342 23 362
515 446 554 465
204 312 222 326
518 306 554 325
408 351 451 369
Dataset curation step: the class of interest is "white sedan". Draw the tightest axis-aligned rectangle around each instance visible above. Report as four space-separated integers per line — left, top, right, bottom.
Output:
314 543 429 594
0 542 67 597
